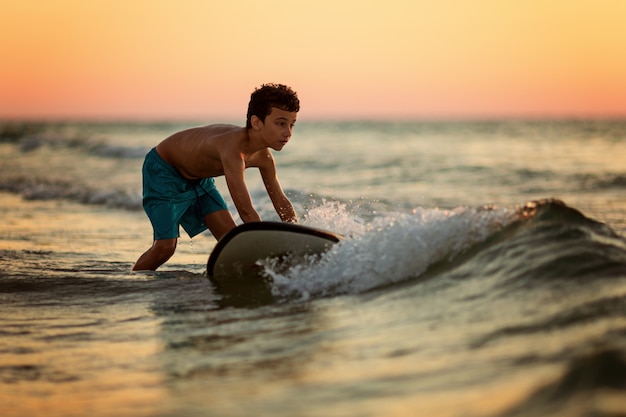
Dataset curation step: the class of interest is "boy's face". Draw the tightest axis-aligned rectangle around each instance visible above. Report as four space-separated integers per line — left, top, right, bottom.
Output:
258 107 298 151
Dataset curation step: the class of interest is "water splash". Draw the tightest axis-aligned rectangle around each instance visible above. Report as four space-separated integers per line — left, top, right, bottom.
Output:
266 204 515 301
301 199 367 236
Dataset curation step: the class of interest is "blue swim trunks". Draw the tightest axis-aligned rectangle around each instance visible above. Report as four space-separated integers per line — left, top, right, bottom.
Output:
142 148 228 240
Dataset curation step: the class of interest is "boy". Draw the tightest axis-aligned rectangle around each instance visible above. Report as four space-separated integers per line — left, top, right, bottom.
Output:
133 83 299 271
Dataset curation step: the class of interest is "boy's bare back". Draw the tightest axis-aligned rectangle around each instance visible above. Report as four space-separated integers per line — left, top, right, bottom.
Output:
156 125 254 180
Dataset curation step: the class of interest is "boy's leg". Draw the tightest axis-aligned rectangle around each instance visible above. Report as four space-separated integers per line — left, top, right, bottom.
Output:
132 238 178 271
204 210 237 240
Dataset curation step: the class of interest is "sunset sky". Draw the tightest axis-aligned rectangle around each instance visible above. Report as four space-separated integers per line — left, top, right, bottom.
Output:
2 0 626 120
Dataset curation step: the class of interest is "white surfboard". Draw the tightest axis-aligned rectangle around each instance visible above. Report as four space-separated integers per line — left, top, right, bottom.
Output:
207 221 342 281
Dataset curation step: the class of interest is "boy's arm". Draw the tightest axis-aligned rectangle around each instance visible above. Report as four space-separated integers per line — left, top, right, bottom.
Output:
222 154 262 223
259 153 298 223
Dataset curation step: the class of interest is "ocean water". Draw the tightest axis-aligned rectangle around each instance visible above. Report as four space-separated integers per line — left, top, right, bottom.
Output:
1 119 626 417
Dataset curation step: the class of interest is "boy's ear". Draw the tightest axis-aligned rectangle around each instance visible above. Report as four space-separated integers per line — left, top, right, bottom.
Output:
250 115 263 130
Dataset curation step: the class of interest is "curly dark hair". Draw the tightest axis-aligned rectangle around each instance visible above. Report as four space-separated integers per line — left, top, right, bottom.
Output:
246 83 300 129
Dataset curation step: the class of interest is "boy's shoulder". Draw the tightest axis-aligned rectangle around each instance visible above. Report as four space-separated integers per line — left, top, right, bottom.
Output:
187 125 246 147
202 124 242 135
179 124 241 138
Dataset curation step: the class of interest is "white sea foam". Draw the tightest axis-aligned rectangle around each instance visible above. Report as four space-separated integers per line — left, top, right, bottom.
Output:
265 203 516 301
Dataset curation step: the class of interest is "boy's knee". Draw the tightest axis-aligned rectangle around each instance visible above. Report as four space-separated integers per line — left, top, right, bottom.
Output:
153 239 177 260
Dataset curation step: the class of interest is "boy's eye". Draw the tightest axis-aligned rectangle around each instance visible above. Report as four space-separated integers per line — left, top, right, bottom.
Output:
275 120 294 128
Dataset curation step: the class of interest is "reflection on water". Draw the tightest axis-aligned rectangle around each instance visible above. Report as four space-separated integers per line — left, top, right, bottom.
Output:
0 280 166 417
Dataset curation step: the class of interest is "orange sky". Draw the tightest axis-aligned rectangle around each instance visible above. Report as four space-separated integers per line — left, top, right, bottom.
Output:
1 0 626 120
